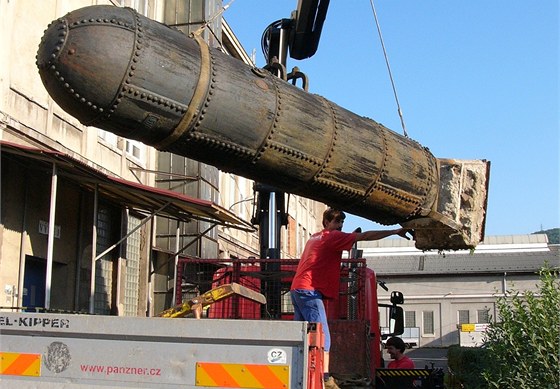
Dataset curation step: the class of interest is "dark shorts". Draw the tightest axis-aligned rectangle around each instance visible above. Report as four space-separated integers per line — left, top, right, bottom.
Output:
290 289 331 351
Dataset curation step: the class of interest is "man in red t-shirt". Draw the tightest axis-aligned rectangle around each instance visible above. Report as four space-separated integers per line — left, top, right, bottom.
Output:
386 336 416 369
385 337 416 388
290 208 411 389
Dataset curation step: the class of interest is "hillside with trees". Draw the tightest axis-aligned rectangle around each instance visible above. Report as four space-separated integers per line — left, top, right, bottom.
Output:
533 228 560 244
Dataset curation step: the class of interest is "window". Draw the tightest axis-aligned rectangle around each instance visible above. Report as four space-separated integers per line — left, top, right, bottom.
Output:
228 174 236 213
95 206 114 315
115 0 147 15
133 0 148 16
405 311 416 327
477 309 490 324
98 129 117 147
422 311 434 335
458 310 470 324
125 139 144 160
297 225 307 256
123 214 142 316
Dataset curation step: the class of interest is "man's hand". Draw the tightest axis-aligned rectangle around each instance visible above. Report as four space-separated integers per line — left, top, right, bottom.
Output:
396 228 415 240
355 228 415 242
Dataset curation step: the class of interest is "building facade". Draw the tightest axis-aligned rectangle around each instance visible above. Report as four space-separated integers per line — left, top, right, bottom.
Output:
359 234 558 347
0 0 324 316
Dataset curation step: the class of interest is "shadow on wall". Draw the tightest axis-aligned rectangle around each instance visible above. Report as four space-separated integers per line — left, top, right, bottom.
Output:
421 330 460 348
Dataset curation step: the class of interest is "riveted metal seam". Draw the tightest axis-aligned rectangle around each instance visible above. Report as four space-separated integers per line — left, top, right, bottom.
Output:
362 124 389 202
87 8 142 125
252 73 281 164
311 99 365 200
266 141 323 166
311 97 339 183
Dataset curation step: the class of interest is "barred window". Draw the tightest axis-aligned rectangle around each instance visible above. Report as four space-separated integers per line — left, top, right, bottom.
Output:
422 311 434 335
458 310 470 324
405 311 416 327
95 206 114 315
123 214 142 316
477 309 490 324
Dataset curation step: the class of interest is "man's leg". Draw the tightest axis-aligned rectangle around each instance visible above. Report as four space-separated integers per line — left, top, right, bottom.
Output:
290 290 338 388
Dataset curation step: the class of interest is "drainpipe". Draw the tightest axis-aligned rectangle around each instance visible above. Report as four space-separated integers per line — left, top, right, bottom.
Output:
146 211 155 316
89 184 98 314
172 220 180 305
17 169 29 308
45 163 58 309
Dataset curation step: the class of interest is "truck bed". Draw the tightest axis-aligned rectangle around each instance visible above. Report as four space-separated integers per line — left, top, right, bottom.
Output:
0 312 310 388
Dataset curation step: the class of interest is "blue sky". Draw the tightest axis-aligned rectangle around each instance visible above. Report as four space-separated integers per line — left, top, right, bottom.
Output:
224 1 559 236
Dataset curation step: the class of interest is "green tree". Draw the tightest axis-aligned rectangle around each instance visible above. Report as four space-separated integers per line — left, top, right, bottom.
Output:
482 265 560 388
532 227 560 244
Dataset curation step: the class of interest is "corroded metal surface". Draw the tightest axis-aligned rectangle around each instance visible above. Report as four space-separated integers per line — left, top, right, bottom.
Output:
37 6 489 249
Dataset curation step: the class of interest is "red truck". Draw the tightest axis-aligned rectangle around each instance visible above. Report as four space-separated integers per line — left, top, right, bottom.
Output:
174 256 409 384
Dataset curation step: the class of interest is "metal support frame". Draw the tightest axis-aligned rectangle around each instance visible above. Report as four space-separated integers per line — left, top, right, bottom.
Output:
89 199 168 314
172 223 217 305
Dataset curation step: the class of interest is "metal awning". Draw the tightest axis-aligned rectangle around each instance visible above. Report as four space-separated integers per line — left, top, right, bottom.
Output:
1 140 253 230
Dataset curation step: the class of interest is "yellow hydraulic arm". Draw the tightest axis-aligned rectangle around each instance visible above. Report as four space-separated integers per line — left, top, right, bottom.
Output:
158 283 267 319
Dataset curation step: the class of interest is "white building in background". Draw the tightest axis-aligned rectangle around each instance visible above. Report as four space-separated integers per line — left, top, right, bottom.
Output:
360 234 558 347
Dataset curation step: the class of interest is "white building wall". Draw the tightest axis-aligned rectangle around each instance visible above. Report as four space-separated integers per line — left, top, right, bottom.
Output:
1 0 156 184
366 236 552 347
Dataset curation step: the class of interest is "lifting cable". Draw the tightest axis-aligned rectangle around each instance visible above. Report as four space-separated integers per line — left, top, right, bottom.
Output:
369 0 409 138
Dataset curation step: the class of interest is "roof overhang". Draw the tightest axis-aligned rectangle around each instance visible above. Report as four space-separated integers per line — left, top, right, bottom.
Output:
1 141 254 231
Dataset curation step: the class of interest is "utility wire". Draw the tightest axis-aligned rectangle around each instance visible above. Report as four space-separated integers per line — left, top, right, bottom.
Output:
369 0 409 138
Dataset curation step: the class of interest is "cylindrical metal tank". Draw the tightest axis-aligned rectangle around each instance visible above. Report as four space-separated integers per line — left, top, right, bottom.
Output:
36 5 439 226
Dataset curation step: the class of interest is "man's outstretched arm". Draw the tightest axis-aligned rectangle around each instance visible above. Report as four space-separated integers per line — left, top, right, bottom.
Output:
354 228 412 242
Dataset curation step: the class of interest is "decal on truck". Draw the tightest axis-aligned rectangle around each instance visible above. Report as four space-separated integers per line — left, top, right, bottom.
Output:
44 342 71 373
0 315 70 328
0 352 41 377
79 364 162 377
267 348 287 364
195 362 289 388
